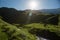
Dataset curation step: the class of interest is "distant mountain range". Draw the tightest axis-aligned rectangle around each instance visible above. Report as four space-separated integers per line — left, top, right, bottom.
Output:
25 8 60 14
39 8 60 14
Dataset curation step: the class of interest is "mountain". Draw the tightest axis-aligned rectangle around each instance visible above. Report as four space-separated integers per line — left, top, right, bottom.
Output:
0 7 59 25
39 8 60 14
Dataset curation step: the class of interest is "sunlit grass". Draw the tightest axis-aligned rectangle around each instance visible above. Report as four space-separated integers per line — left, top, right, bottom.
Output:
0 19 36 40
25 23 60 36
0 16 60 40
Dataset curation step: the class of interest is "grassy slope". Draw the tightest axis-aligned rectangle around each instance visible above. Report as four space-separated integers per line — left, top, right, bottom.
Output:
0 18 36 40
25 23 60 36
24 15 60 36
0 15 60 40
24 15 60 37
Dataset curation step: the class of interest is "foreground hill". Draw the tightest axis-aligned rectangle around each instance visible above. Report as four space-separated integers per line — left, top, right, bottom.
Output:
0 17 36 40
0 16 60 40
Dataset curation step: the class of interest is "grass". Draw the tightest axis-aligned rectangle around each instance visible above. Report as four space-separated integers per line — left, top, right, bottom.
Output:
0 19 37 40
24 23 60 36
0 17 60 40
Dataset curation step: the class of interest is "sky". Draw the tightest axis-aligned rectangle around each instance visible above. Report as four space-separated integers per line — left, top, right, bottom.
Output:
0 0 60 10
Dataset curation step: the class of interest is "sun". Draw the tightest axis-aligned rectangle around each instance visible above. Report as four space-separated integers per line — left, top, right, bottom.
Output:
28 1 38 10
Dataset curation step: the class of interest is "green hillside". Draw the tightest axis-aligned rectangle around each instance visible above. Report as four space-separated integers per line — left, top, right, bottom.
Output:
0 7 60 40
0 18 37 40
0 15 60 40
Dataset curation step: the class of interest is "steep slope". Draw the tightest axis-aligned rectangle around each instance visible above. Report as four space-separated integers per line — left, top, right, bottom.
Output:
0 18 36 40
